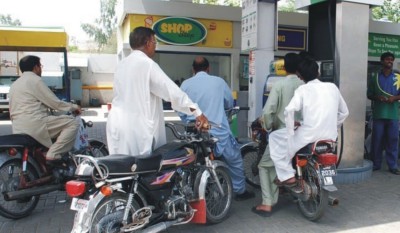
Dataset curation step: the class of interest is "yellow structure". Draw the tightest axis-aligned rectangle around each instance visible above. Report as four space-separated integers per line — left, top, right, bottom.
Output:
0 26 71 101
0 26 68 52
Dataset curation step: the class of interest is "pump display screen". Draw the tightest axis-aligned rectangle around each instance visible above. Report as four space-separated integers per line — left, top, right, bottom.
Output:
321 62 334 77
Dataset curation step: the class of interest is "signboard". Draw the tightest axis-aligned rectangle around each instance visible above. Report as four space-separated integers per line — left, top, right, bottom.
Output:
152 17 207 46
126 15 232 48
241 0 258 51
278 27 307 51
368 33 400 58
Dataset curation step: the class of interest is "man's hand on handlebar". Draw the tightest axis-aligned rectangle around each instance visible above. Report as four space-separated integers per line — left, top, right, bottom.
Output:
72 106 82 116
195 114 210 131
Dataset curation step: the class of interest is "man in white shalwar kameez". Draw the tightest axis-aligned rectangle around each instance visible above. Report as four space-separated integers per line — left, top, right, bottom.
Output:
106 27 208 156
269 58 349 188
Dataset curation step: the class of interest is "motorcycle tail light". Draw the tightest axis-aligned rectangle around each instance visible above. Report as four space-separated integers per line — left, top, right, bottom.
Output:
317 153 337 165
8 148 18 156
100 185 113 196
65 180 86 197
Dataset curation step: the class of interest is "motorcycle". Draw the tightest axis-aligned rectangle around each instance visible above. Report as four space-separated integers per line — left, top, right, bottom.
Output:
66 122 233 233
0 113 109 219
277 139 339 221
225 107 263 188
240 119 268 188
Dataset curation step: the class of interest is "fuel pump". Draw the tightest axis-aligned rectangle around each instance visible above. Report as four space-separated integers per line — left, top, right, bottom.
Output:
262 59 286 106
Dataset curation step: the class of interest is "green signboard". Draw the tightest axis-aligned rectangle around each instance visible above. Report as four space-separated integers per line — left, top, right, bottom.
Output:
368 33 400 58
152 17 207 46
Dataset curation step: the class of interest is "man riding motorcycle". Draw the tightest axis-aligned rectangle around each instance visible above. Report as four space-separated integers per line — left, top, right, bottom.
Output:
9 55 81 163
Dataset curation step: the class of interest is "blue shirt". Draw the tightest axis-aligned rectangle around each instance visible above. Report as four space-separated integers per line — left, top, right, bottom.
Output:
179 71 236 155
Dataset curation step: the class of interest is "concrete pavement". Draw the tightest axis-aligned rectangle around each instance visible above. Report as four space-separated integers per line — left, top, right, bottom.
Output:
0 108 399 233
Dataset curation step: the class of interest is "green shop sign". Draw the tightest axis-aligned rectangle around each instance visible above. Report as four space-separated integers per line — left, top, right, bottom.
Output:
152 17 207 46
368 33 400 58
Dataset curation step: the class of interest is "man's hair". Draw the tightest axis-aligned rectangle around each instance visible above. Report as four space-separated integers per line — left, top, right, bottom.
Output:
297 57 319 83
129 26 155 49
192 57 209 73
19 55 40 73
284 53 301 73
380 51 395 61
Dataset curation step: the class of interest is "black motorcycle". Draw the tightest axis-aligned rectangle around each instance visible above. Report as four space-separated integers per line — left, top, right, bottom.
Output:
240 118 267 188
225 107 262 188
0 115 108 219
66 122 233 233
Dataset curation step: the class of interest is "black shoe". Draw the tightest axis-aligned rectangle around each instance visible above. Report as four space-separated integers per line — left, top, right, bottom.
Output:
389 168 400 175
45 159 64 167
234 190 255 201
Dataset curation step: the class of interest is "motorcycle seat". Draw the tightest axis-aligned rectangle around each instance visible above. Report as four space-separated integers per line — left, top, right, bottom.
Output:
0 134 42 148
295 143 313 157
96 154 162 173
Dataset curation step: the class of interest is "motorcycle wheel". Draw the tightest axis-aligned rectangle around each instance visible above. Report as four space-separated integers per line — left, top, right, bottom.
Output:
90 192 140 233
88 141 109 158
205 167 233 224
241 148 261 188
0 159 40 219
297 163 329 221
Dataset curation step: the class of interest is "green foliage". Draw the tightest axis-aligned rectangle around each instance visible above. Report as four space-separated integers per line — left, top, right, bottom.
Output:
278 0 297 12
68 45 79 52
0 14 21 26
81 0 117 53
371 0 400 23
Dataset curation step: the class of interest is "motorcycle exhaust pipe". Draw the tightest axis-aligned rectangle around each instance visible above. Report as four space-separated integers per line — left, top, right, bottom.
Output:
141 220 178 233
4 184 64 201
328 196 339 206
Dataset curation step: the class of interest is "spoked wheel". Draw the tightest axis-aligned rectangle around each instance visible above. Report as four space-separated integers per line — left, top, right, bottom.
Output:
88 141 109 158
297 163 329 221
242 148 261 188
90 193 140 233
0 159 40 219
205 167 233 224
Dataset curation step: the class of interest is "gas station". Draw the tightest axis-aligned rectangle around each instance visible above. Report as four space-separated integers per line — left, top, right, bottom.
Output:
114 0 393 183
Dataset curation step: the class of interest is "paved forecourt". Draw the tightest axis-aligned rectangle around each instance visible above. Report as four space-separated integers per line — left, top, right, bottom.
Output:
0 108 399 233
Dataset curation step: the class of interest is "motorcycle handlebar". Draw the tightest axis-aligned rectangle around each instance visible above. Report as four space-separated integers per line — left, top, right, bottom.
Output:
225 106 250 121
165 122 217 141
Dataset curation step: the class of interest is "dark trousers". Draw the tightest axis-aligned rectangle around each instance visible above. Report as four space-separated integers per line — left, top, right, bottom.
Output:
371 119 399 170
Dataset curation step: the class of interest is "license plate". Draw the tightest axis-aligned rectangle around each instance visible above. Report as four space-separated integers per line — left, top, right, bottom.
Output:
320 165 337 185
320 165 337 176
70 198 89 212
320 165 336 185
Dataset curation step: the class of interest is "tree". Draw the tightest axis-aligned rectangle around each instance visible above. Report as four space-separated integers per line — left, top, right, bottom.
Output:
278 0 297 12
371 0 400 23
81 0 117 53
0 14 21 26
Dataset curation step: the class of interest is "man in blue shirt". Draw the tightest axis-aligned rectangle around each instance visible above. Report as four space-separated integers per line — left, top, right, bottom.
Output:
179 56 255 201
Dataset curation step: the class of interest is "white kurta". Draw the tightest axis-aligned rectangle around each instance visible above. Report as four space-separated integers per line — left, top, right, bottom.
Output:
106 50 200 156
269 79 349 181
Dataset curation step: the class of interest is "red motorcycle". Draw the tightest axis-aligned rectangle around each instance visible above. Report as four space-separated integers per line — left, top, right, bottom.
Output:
0 115 108 219
246 119 339 221
283 139 339 221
